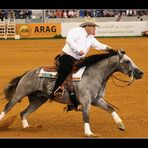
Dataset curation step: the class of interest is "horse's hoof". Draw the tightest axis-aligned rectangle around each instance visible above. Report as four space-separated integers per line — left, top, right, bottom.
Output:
0 112 5 121
85 132 97 137
118 122 125 131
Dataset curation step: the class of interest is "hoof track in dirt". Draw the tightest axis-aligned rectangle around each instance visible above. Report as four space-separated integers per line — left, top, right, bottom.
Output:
22 125 43 132
0 115 17 130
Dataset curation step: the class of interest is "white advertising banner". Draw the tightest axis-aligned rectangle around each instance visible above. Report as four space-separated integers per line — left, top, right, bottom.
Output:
61 22 80 37
62 21 148 37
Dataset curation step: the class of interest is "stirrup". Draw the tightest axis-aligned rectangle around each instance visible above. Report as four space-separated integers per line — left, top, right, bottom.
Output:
54 86 64 98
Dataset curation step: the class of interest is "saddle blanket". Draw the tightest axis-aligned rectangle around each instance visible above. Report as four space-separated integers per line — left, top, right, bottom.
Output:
38 66 86 81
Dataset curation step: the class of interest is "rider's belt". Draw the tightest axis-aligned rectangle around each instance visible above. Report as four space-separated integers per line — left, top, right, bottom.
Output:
60 51 77 61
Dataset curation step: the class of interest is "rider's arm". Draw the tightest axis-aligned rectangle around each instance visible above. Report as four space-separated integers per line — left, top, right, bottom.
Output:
91 37 112 51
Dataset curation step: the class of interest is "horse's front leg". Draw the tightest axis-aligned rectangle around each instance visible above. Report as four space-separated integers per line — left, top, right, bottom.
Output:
81 100 96 137
92 97 125 131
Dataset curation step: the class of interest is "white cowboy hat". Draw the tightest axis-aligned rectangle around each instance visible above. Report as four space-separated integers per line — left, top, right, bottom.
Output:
79 18 99 27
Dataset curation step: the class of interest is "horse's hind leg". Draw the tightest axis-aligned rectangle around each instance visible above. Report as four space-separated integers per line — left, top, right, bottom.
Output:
20 94 48 128
92 97 125 131
0 93 24 121
0 83 35 121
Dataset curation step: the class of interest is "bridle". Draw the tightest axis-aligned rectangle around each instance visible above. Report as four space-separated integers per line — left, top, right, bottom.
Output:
109 50 135 87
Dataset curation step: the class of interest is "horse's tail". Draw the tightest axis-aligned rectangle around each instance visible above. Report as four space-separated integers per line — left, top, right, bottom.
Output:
4 72 28 101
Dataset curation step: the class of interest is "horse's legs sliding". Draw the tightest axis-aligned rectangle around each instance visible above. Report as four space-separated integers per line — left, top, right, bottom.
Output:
0 85 35 121
0 94 25 121
81 100 96 137
92 97 125 130
20 94 48 128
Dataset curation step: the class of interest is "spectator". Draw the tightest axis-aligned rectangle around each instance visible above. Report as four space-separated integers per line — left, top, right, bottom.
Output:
79 9 84 17
46 10 51 18
63 10 68 18
68 9 74 18
25 10 32 19
0 10 4 21
73 10 79 18
115 12 123 21
84 10 92 18
8 10 15 21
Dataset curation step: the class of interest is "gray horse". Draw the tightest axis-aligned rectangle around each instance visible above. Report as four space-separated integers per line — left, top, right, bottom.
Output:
0 49 143 137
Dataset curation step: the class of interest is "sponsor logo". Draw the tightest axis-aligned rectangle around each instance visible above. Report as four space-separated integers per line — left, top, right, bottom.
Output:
34 25 57 34
19 25 31 37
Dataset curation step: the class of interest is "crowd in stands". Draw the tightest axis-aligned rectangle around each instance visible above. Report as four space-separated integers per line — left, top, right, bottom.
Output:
0 9 32 20
45 9 148 18
0 9 148 21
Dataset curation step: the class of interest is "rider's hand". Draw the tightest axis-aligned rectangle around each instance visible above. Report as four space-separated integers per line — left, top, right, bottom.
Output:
106 46 113 51
106 46 115 53
78 50 85 56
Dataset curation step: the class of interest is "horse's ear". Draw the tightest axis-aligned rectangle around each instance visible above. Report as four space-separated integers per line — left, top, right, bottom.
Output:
118 49 125 58
119 48 126 54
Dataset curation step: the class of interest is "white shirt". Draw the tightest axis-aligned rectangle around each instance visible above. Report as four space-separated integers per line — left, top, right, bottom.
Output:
62 27 108 60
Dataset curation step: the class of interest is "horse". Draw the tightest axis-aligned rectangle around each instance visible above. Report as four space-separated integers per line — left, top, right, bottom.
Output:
0 49 143 137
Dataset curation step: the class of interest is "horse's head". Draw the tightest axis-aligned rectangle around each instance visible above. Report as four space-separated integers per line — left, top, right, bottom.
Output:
116 49 144 80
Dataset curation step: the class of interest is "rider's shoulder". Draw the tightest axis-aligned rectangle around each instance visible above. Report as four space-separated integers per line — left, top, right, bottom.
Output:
68 27 83 35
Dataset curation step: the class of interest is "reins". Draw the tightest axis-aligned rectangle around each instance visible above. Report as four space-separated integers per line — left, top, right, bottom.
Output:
111 74 134 87
108 51 134 87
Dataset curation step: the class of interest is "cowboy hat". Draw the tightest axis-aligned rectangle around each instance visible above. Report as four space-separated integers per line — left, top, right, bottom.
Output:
79 18 99 27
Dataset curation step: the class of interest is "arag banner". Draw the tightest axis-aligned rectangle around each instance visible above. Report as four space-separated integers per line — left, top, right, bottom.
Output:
16 23 61 38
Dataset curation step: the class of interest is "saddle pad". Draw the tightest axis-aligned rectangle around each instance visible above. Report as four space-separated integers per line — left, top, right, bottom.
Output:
38 66 86 81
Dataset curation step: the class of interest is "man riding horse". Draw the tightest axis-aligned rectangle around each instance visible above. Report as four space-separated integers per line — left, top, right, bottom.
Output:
49 18 113 110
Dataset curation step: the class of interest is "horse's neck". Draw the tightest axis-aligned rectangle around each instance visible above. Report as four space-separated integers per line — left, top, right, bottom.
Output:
86 55 118 83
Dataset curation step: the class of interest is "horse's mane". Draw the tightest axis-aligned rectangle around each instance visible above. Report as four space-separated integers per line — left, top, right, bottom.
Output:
75 50 118 69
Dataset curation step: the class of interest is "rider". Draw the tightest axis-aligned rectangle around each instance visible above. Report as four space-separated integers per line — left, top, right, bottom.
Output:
49 18 113 110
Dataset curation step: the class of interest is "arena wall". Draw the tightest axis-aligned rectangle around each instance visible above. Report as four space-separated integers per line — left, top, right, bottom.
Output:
61 21 148 37
15 21 148 38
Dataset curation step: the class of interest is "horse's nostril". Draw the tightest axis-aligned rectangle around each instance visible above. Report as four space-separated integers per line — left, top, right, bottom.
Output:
140 71 144 75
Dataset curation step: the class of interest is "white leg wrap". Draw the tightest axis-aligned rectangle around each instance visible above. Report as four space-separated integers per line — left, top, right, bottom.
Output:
84 123 93 136
22 119 29 128
0 112 5 121
111 111 122 124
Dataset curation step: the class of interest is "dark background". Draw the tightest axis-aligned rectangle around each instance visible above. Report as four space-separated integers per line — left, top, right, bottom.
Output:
0 0 147 9
0 0 148 146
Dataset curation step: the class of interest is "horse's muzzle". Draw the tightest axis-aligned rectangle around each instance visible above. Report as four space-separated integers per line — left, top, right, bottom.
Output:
133 69 144 79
